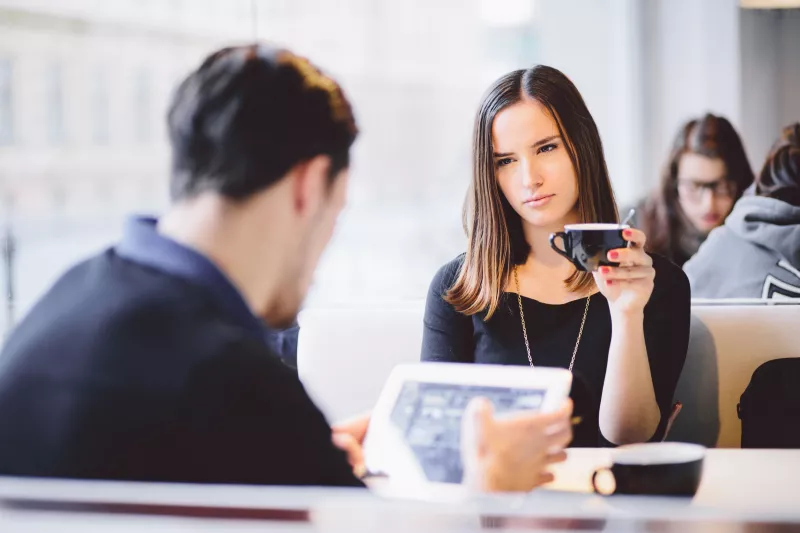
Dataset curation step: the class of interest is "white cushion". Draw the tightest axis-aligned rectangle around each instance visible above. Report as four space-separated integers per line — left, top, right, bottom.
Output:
297 304 425 422
298 302 800 447
667 303 800 448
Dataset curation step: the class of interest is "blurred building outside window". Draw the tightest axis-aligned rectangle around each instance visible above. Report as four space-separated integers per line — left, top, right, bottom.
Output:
45 60 65 145
91 66 111 146
0 58 12 146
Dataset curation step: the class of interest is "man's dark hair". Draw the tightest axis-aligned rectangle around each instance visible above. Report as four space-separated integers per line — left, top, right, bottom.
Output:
167 44 358 201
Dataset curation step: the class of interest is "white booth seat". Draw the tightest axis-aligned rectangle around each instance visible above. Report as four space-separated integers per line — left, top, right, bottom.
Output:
297 301 800 448
670 301 799 448
297 305 424 422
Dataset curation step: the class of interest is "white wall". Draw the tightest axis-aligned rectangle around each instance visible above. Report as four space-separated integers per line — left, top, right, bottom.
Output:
534 0 748 207
778 11 800 122
534 0 645 208
741 8 800 169
741 9 781 169
644 0 744 191
778 11 800 126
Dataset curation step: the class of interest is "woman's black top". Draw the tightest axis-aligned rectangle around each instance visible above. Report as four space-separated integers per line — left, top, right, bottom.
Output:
421 254 691 446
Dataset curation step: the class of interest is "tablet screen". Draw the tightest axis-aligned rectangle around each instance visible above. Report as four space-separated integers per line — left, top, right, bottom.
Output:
389 381 547 483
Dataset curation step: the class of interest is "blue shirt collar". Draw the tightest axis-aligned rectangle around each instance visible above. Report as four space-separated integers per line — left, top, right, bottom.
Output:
116 216 267 340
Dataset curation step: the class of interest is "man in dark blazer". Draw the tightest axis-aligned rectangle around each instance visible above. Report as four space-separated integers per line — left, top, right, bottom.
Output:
0 44 572 490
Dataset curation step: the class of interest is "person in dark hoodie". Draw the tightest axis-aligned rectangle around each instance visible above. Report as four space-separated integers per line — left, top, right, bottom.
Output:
684 123 800 299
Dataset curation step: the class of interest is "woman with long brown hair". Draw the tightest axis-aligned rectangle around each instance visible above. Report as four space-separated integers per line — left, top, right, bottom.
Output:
638 114 754 266
421 66 690 447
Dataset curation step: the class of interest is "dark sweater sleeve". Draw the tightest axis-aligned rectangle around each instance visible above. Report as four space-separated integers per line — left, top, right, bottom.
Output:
642 254 692 442
421 257 475 363
178 338 364 488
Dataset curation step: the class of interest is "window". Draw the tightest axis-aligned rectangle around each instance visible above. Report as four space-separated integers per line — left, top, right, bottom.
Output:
0 59 12 145
46 61 65 145
91 66 110 145
133 68 152 144
0 0 772 337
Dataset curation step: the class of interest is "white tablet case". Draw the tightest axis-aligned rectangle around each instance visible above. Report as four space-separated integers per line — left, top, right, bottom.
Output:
362 362 572 489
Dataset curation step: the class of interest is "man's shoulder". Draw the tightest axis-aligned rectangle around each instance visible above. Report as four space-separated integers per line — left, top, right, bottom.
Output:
1 249 240 370
31 247 204 307
21 249 208 324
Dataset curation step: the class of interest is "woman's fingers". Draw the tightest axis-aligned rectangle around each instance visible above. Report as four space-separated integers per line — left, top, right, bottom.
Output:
607 248 653 266
598 265 655 281
622 227 646 247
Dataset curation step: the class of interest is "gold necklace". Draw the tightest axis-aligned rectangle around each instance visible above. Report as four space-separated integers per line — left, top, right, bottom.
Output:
513 265 590 373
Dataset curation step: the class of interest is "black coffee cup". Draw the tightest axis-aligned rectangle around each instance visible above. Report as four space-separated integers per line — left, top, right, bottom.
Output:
549 223 629 272
591 443 705 497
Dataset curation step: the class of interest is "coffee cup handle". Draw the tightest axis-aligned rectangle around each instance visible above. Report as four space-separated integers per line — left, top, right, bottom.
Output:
549 232 571 261
591 467 616 496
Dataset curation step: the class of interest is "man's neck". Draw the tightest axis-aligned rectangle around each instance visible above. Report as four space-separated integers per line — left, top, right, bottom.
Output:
157 194 284 319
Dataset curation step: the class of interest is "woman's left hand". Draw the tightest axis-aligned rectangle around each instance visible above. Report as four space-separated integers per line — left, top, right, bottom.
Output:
593 228 655 316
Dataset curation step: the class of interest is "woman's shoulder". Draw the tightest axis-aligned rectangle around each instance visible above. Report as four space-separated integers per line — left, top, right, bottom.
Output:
649 252 691 303
429 253 466 293
425 254 475 326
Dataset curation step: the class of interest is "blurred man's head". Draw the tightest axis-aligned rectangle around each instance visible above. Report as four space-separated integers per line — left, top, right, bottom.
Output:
164 44 358 328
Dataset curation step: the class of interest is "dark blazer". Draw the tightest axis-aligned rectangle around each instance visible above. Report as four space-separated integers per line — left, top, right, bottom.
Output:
0 249 361 487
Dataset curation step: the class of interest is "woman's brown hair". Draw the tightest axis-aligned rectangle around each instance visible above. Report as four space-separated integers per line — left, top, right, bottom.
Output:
445 65 618 319
639 114 753 265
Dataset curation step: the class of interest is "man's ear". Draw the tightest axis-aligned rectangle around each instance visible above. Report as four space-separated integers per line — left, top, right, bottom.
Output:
292 155 331 217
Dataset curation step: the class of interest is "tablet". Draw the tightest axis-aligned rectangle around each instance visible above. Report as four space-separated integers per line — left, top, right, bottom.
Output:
362 362 572 491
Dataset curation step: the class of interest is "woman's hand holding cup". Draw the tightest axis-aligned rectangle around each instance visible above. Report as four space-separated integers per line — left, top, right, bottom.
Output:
592 228 655 317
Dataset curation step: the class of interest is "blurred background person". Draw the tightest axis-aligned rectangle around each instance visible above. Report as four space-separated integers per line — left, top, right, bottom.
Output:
636 114 754 267
685 123 800 300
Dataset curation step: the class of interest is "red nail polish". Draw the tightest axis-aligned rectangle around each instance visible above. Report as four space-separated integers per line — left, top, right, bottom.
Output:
609 251 619 260
623 229 632 237
606 280 613 286
600 267 610 274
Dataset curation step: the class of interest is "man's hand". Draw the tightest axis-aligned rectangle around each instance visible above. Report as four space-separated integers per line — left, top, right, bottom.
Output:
331 412 370 477
461 399 572 492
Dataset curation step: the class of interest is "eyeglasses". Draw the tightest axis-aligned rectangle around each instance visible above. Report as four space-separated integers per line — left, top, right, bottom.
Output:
676 179 736 202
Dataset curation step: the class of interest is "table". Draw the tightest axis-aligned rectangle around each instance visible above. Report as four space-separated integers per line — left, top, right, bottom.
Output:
0 449 798 532
546 448 800 514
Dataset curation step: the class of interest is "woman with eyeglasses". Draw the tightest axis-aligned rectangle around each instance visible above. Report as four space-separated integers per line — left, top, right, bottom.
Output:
638 114 754 267
684 123 800 299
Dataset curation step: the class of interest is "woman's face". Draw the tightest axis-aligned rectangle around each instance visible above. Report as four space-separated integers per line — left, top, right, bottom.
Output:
492 99 579 230
676 153 735 234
